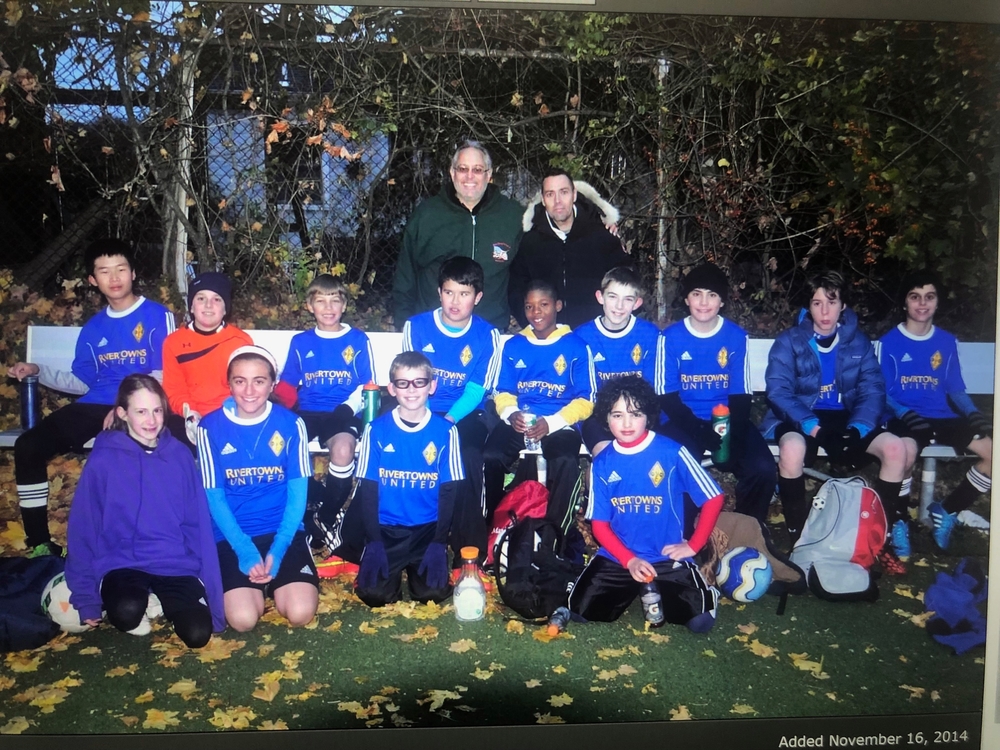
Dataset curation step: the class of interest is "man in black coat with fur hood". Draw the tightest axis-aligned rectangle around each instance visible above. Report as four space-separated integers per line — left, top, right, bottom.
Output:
508 168 629 329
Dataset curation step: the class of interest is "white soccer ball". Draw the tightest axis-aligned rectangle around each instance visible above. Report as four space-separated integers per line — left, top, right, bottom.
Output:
715 546 773 603
40 572 91 633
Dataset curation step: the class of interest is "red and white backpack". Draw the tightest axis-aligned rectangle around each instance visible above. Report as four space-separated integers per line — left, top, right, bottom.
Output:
789 477 887 602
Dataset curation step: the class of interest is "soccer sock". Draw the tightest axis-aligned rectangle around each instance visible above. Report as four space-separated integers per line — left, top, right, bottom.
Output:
898 477 913 516
17 482 50 547
943 467 991 515
777 475 807 542
320 461 355 525
872 477 904 525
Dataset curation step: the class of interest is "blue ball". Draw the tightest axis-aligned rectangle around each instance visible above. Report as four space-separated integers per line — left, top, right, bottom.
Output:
715 546 773 603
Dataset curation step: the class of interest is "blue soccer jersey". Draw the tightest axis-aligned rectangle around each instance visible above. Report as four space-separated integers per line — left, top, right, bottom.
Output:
197 402 311 541
590 431 721 563
74 296 174 405
877 324 968 419
401 309 502 413
814 341 844 411
279 325 375 412
494 326 596 418
575 315 659 387
655 317 751 420
357 409 464 528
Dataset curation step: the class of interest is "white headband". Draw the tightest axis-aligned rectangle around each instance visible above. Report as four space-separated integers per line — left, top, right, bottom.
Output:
228 345 278 374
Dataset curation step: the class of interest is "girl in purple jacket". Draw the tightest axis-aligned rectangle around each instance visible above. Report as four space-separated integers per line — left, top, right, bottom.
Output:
65 374 226 646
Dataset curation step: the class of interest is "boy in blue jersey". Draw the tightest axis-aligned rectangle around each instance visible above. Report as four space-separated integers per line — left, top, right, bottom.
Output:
655 263 776 524
401 257 502 580
761 271 910 572
271 275 375 557
198 346 318 631
557 376 722 633
352 351 465 607
877 271 992 551
7 238 175 557
575 266 660 457
484 280 597 531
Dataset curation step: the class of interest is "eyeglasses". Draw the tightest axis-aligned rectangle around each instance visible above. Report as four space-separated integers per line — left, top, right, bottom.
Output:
391 378 431 390
452 165 488 176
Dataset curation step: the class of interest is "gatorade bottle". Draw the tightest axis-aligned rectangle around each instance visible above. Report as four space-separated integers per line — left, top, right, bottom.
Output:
711 403 730 464
547 606 571 636
362 382 380 425
640 580 665 628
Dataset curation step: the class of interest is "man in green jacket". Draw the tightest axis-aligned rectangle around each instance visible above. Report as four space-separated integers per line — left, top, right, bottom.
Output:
392 141 524 331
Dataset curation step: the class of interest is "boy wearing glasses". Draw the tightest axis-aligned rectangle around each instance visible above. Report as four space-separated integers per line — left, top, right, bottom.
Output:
392 140 524 330
352 352 464 607
402 257 502 583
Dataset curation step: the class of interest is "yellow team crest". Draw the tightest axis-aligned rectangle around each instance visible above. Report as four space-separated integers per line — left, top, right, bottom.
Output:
460 345 473 367
553 354 568 376
631 344 642 366
648 461 665 488
422 441 438 466
132 322 144 343
268 431 285 456
342 345 356 365
931 351 942 371
717 347 729 368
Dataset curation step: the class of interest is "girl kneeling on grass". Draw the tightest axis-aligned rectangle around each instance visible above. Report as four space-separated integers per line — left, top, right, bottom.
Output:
197 346 318 631
65 374 225 647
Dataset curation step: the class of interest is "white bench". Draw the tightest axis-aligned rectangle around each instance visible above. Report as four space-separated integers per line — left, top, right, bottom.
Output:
2 326 995 520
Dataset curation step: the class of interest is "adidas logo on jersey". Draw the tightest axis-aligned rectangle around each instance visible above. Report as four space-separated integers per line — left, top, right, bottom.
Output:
901 353 913 362
384 444 396 453
98 337 109 347
306 350 315 358
221 443 237 455
681 351 693 361
607 470 622 482
422 344 436 353
593 352 606 362
515 359 527 368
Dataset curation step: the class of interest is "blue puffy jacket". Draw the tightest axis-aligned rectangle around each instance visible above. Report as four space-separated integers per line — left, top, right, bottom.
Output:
760 307 885 438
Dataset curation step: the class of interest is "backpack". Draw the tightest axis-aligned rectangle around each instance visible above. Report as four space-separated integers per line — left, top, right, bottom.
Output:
789 476 887 602
485 480 549 566
0 556 65 653
493 516 583 621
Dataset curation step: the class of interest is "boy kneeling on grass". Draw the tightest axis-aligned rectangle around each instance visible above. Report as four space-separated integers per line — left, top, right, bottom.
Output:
353 352 465 607
555 376 722 634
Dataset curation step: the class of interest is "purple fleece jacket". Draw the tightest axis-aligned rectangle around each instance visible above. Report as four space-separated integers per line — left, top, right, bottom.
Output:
65 429 226 632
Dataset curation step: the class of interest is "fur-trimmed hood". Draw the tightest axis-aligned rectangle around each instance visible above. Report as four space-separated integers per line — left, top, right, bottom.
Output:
521 180 620 233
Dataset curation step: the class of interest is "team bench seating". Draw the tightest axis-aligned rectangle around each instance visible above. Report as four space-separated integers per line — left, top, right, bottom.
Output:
1 326 995 520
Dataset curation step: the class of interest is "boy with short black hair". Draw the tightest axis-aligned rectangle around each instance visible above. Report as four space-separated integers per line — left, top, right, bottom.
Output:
655 262 776 524
8 238 175 557
352 351 464 607
558 376 722 633
877 270 992 550
401 257 502 580
484 280 596 531
271 274 376 558
575 266 659 456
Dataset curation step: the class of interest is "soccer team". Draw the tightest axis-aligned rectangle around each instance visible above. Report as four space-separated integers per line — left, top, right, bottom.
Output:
6 233 991 645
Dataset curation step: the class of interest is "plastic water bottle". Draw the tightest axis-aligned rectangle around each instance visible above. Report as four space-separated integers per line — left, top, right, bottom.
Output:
362 382 380 425
640 580 665 628
547 606 571 636
21 375 40 430
453 546 486 622
522 409 540 452
711 403 730 464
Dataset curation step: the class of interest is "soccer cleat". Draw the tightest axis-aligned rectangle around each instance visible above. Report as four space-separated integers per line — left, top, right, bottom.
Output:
890 519 911 561
877 547 907 577
126 615 152 636
449 565 496 593
146 593 163 621
928 502 958 551
28 541 64 558
316 555 360 579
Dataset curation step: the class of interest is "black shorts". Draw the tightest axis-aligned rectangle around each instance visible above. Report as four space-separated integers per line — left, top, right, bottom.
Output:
581 414 614 453
217 531 318 596
774 410 884 468
568 554 718 625
299 404 362 446
887 415 978 452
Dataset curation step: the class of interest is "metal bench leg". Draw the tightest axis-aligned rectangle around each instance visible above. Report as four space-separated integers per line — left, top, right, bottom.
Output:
918 456 937 524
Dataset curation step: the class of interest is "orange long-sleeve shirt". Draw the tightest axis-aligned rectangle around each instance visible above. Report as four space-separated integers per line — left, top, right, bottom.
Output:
161 323 253 416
